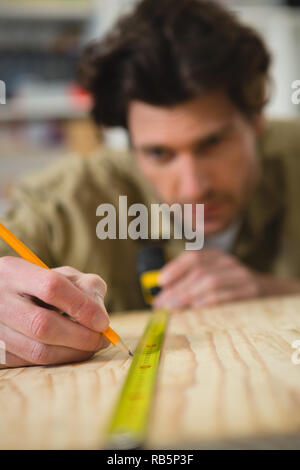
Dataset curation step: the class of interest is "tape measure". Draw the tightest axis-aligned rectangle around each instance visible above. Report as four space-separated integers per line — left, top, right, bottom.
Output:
106 308 169 449
137 245 166 307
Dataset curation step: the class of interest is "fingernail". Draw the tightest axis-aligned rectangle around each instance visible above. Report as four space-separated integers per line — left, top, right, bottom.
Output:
95 293 108 315
92 311 108 331
93 294 109 331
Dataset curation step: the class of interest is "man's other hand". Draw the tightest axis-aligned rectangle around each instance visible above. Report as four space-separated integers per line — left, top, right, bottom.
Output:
154 249 273 309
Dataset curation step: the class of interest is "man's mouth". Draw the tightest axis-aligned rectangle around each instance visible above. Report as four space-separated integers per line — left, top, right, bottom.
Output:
190 201 224 218
204 201 223 216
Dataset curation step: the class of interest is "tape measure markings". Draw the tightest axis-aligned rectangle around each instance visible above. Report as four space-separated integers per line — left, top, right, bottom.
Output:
106 309 169 449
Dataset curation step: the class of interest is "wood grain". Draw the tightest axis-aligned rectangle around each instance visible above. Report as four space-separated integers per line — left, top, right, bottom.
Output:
1 296 300 449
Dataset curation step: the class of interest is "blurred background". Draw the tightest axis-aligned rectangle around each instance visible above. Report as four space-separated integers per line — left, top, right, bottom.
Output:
0 0 300 215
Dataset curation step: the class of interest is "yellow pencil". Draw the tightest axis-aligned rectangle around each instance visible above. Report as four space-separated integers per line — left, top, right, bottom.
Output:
0 220 132 357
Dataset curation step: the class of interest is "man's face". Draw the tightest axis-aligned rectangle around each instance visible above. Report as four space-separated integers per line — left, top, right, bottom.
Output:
128 93 262 236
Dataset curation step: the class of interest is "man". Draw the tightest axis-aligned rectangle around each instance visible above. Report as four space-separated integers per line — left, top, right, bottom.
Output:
1 0 300 368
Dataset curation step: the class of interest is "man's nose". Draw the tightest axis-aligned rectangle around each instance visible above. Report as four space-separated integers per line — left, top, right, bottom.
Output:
177 154 211 201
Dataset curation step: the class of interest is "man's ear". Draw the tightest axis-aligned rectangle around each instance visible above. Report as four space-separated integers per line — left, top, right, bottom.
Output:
253 113 265 137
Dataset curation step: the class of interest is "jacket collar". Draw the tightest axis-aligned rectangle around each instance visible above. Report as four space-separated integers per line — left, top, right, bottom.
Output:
232 133 285 260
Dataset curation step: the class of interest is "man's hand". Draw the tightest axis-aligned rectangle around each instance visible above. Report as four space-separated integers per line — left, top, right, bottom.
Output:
153 248 298 310
0 257 110 369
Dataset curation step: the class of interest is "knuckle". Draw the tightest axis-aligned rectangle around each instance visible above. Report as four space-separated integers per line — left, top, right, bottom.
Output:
29 310 52 341
39 272 62 302
54 265 78 277
29 341 49 364
86 274 106 291
76 274 107 298
71 294 90 321
63 265 77 272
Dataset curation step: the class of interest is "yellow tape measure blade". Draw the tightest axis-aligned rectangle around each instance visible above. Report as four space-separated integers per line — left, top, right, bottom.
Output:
106 309 169 449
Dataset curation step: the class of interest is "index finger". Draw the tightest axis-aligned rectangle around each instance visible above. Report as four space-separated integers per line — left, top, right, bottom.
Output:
158 251 198 286
159 249 223 287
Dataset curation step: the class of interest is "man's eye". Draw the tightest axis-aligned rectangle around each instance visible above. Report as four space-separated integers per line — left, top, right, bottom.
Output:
195 135 225 155
206 135 223 147
144 149 174 161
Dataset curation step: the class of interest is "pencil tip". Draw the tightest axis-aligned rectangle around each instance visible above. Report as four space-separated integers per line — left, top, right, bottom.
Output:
129 350 134 357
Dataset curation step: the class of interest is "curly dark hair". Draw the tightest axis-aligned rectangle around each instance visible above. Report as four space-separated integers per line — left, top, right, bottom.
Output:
78 0 271 128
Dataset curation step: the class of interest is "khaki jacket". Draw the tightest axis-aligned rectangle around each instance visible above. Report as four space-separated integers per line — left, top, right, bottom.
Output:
1 120 300 312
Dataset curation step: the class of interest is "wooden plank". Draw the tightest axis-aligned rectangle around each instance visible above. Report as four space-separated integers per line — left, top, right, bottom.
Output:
1 296 300 449
0 312 150 450
148 296 300 448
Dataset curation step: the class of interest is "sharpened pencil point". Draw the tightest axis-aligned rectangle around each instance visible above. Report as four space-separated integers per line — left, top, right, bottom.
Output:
129 350 134 357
